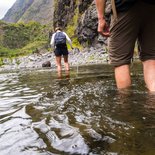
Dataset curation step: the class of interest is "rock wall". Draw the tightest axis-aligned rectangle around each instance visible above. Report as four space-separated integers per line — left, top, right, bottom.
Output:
77 0 111 46
53 0 98 46
77 1 98 46
54 0 111 46
53 0 77 28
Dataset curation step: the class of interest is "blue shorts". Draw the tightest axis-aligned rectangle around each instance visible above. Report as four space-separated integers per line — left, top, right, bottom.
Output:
54 44 68 57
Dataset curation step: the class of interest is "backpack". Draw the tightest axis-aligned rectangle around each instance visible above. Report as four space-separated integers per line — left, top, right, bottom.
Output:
54 32 66 46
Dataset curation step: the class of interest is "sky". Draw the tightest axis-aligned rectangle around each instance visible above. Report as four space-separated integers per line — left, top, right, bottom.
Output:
0 0 16 19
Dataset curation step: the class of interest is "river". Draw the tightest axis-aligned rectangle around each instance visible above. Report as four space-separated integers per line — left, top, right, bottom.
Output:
0 64 155 155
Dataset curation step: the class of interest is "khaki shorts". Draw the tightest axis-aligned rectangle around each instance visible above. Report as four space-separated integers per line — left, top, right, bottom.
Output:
108 1 155 67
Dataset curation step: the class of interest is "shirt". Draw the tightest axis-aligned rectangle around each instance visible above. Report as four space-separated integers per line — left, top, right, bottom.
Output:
115 0 136 12
50 30 72 48
115 0 155 12
142 0 155 4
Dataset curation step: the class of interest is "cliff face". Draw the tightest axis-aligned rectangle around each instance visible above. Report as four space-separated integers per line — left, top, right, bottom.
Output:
53 0 77 28
79 0 111 46
77 1 99 46
2 0 111 47
54 0 111 46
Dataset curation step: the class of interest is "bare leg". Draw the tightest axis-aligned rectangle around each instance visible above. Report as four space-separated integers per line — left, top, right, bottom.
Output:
115 64 131 89
65 70 70 79
56 56 62 71
57 70 62 79
63 55 69 71
143 60 155 92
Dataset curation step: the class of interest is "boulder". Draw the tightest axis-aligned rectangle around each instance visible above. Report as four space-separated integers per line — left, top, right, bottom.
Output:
42 61 51 67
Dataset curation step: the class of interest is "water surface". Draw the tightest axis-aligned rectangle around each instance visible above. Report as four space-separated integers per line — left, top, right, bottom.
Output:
0 64 155 155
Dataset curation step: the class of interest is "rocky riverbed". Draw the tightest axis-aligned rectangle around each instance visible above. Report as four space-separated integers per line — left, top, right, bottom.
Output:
0 46 109 72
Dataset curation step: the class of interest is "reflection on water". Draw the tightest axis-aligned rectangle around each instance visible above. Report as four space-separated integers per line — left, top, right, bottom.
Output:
0 64 155 155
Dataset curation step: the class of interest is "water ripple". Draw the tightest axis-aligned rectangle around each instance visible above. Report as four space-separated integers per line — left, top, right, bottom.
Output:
0 65 155 155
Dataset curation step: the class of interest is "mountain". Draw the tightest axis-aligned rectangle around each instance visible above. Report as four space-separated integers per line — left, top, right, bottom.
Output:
18 0 54 24
3 0 54 25
2 0 34 23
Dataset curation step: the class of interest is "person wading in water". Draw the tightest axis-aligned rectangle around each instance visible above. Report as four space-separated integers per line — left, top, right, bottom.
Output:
95 0 155 91
50 27 73 74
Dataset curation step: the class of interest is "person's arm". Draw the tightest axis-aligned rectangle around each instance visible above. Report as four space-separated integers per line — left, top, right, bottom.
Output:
50 33 55 47
63 32 73 49
95 0 110 37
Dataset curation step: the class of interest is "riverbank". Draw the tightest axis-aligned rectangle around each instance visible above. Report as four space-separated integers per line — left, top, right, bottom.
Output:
0 46 109 72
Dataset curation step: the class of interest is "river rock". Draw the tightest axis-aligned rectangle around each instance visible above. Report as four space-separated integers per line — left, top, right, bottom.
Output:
42 61 51 68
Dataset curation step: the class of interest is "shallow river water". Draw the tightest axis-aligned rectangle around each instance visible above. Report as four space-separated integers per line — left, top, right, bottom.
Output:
0 64 155 155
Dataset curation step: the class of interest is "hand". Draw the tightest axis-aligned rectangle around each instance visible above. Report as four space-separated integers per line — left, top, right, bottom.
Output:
98 18 110 37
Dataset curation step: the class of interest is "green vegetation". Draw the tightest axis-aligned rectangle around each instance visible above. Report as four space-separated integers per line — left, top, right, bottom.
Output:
21 40 47 54
0 58 4 66
0 46 19 57
3 21 48 49
65 8 82 50
0 21 50 59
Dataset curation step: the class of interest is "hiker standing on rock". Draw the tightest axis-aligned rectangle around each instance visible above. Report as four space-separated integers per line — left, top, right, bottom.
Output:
95 0 155 91
50 27 73 72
